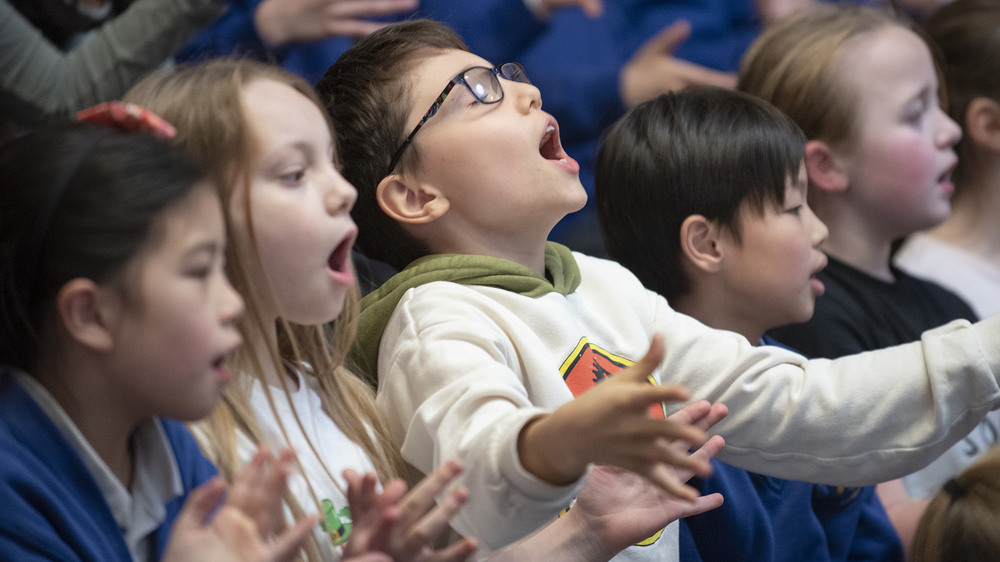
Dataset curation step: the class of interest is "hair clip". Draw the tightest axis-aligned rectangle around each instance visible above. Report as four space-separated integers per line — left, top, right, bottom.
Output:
17 102 174 310
943 478 966 500
77 101 176 140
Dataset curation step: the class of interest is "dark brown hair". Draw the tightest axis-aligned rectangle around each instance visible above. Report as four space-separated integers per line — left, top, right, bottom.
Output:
0 123 202 370
316 19 468 271
596 87 805 301
924 0 1000 192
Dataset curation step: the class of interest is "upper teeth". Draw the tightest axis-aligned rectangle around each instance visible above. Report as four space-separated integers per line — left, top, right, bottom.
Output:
541 125 555 148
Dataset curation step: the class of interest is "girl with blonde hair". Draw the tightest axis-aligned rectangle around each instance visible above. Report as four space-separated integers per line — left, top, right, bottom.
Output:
740 3 980 552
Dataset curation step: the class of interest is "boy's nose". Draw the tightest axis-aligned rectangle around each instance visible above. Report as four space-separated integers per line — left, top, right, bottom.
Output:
806 204 828 247
509 80 542 114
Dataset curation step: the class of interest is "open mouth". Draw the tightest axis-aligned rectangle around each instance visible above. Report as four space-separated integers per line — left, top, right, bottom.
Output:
539 124 563 160
326 229 357 285
812 255 828 277
212 356 232 383
539 118 580 173
938 167 954 185
327 231 355 274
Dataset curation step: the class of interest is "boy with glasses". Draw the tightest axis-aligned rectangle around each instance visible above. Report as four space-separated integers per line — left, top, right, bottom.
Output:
317 18 1000 561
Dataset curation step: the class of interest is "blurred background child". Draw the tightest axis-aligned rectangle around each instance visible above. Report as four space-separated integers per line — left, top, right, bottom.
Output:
910 445 1000 562
895 0 1000 322
739 3 981 551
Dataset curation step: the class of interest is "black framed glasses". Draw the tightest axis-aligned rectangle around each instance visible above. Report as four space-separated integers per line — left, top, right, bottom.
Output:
386 62 530 175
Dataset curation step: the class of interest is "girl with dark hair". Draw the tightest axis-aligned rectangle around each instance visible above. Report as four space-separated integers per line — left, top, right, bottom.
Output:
0 116 317 562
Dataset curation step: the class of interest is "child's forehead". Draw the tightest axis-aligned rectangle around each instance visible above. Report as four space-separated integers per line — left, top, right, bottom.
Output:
838 26 933 97
406 50 494 114
240 79 332 154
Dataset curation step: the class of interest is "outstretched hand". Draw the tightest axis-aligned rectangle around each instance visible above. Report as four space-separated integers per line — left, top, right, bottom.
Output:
343 460 477 562
569 399 728 556
518 334 713 500
254 0 418 46
162 448 317 562
619 20 737 107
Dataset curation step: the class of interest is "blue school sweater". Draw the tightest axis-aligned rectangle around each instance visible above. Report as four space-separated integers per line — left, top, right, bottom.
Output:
677 335 903 562
0 371 218 562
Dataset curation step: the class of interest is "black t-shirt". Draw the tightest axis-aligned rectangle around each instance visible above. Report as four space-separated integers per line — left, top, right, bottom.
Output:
768 255 978 358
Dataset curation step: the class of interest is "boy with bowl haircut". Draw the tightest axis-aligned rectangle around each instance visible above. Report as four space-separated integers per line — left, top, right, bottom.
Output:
595 86 903 562
317 18 1000 558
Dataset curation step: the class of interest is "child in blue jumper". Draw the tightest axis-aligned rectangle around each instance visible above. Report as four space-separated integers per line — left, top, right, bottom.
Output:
596 86 903 562
0 116 317 562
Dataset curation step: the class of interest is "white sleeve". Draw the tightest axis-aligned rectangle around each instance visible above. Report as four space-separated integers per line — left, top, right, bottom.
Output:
646 289 1000 486
376 291 585 552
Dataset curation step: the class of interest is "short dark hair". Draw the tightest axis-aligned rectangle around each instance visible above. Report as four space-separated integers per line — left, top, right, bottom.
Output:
596 87 806 302
316 19 468 271
0 122 203 370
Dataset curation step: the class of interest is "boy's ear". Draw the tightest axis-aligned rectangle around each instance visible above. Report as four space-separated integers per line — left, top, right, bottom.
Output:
804 140 849 193
680 214 724 274
965 97 1000 153
56 279 118 353
376 174 450 224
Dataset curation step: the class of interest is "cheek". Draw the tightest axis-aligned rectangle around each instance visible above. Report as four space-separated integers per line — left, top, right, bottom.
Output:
863 135 937 198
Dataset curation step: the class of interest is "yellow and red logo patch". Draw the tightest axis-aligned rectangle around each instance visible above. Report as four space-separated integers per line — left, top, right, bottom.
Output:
558 337 666 547
559 337 667 420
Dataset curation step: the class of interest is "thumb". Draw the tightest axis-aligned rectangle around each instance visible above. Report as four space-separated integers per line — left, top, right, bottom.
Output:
639 19 692 57
620 333 667 384
175 477 227 529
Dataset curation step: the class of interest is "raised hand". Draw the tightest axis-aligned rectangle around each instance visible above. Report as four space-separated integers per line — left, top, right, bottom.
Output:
619 20 738 107
343 459 477 562
518 334 712 499
539 0 604 18
162 447 318 562
568 399 728 556
254 0 418 46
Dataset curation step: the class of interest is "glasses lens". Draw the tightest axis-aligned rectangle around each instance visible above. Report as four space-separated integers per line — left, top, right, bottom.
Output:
500 62 530 85
464 68 502 103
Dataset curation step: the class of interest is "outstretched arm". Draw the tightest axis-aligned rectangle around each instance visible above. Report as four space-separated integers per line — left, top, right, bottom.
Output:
518 334 710 498
489 400 727 562
0 0 226 124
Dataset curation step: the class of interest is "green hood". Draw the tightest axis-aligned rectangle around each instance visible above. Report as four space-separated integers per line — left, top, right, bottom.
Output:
351 242 581 385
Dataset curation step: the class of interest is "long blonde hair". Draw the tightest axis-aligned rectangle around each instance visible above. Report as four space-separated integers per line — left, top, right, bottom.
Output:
125 58 404 558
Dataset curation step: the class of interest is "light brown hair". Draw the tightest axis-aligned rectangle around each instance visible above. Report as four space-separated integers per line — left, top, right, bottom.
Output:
738 3 901 150
315 19 468 271
125 59 403 559
911 445 1000 562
